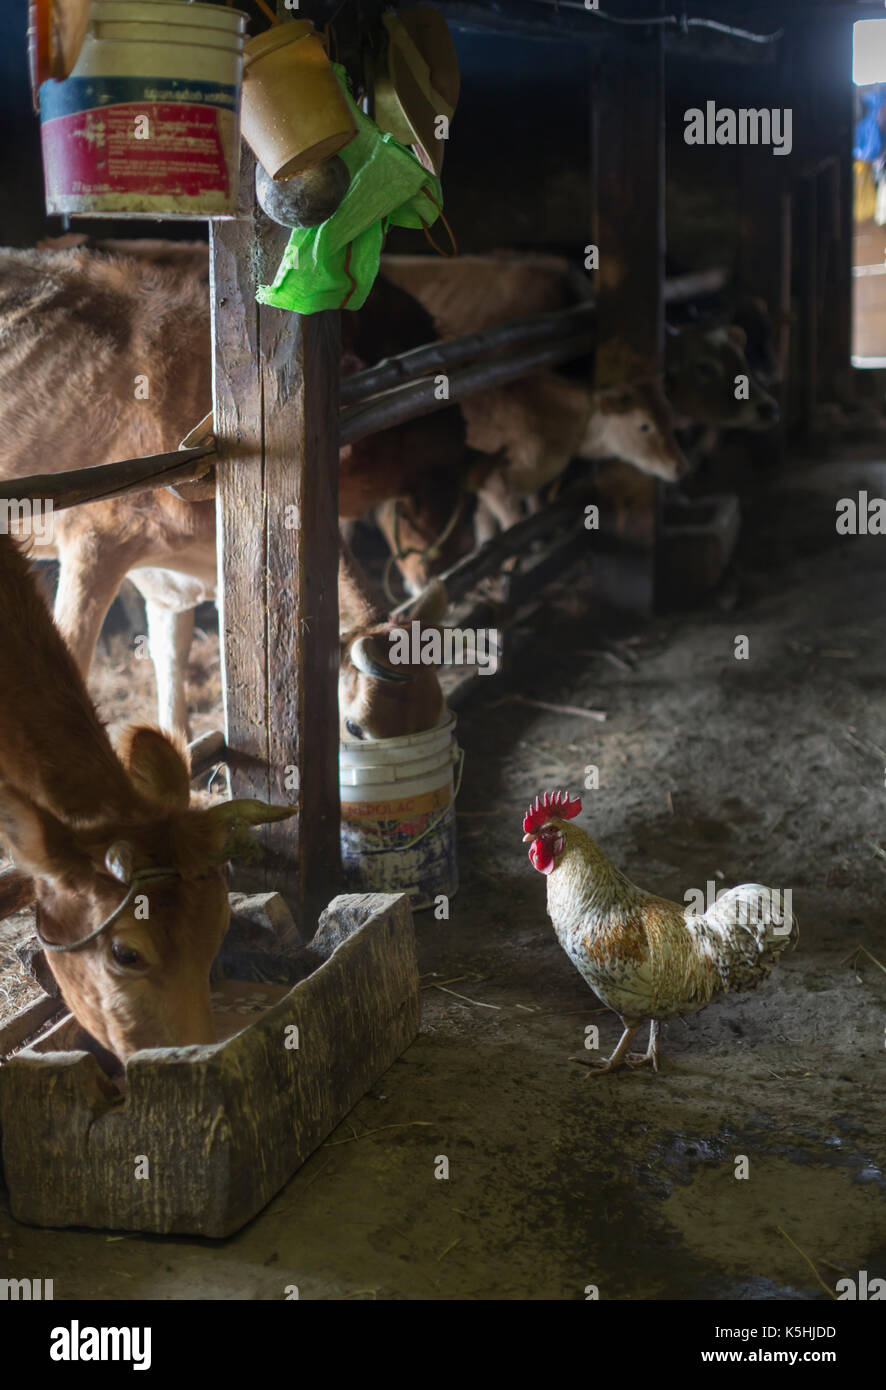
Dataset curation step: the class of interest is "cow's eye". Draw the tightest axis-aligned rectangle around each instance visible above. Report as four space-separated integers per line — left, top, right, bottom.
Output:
345 720 365 740
639 422 650 433
111 941 144 970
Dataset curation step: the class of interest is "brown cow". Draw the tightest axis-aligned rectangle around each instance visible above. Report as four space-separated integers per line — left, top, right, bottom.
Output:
0 242 461 737
378 253 689 580
0 530 291 1061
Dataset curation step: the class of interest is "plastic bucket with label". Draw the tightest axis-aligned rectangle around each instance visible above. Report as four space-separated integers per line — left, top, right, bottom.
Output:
340 713 461 911
39 0 247 218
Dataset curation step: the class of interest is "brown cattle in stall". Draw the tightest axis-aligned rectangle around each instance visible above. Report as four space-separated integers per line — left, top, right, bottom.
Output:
378 254 779 575
0 242 466 737
0 531 292 1061
378 253 689 583
0 242 687 737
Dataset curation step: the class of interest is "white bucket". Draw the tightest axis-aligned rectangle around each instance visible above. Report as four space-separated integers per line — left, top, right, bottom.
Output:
39 0 247 218
340 712 461 911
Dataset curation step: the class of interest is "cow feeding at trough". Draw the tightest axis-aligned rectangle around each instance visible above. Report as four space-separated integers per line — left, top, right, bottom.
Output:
0 531 295 1062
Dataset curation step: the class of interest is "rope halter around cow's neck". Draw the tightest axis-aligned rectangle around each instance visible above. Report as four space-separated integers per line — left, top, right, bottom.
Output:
35 866 182 954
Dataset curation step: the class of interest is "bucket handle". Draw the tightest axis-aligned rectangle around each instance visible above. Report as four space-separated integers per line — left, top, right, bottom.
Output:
356 744 464 855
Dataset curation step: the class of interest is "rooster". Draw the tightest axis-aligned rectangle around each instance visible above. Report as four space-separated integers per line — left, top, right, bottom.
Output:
524 790 798 1074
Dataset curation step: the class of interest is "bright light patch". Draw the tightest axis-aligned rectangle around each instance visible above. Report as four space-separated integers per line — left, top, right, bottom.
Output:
853 19 886 86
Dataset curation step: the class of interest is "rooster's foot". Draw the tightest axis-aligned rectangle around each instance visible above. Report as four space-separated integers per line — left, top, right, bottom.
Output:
569 1022 640 1077
570 1054 622 1075
625 1052 656 1069
625 1021 660 1071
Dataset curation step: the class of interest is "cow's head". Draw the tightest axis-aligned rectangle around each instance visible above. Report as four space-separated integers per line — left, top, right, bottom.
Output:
339 580 448 741
666 323 780 431
0 726 293 1062
581 378 690 481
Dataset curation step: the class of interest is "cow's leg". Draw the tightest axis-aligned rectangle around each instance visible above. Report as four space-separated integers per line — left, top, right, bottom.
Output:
144 600 195 738
473 497 499 546
53 533 140 675
477 468 524 533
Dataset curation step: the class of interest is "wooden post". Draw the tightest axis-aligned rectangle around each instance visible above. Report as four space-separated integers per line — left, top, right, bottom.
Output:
591 13 665 614
210 148 341 927
738 141 792 464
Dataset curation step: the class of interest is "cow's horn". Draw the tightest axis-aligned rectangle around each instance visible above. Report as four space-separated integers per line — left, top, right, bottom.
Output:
105 841 135 884
349 636 412 683
206 799 298 830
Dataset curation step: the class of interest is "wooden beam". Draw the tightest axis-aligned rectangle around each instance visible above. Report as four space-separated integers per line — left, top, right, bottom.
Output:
591 5 665 614
340 328 593 445
0 865 34 918
210 149 341 926
340 300 596 406
662 268 729 306
0 445 215 512
737 51 792 464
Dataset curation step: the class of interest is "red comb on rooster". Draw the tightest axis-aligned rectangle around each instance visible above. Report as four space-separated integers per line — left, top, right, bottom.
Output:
523 790 582 875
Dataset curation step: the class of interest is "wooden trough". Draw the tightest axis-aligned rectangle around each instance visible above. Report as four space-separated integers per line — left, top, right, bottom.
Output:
0 892 418 1237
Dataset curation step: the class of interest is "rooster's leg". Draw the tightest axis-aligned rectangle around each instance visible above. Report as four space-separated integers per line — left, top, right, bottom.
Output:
571 1023 639 1076
626 1019 660 1071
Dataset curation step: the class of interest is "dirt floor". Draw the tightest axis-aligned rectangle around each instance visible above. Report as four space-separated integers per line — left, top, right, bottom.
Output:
1 449 885 1300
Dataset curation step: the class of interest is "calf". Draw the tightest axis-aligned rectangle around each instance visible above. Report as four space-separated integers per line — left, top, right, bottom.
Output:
380 253 780 552
666 321 779 433
0 532 291 1061
378 254 688 565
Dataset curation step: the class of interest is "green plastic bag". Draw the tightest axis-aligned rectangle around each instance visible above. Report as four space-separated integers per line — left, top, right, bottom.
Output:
257 64 443 314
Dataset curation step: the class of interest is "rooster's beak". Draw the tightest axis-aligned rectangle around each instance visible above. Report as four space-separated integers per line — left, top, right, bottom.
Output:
522 833 532 843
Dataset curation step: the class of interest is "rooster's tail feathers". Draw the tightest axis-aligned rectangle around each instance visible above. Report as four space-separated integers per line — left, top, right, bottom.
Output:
689 883 797 994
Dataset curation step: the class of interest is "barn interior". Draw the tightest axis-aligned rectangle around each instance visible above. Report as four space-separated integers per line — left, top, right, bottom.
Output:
0 0 884 1305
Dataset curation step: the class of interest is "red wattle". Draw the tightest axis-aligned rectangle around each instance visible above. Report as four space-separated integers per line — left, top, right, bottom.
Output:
528 839 554 875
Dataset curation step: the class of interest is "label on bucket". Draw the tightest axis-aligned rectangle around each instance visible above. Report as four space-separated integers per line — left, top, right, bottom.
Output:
341 784 450 831
40 76 238 205
340 783 458 911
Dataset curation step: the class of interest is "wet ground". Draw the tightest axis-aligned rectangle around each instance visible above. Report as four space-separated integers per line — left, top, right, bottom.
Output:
1 453 884 1299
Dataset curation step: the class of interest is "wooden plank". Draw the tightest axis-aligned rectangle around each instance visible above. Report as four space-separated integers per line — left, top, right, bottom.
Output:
591 8 665 614
0 866 33 917
0 445 215 512
0 993 63 1058
266 301 341 926
340 329 593 446
735 53 793 465
339 300 596 405
187 729 227 779
210 148 341 924
801 174 819 435
0 894 418 1237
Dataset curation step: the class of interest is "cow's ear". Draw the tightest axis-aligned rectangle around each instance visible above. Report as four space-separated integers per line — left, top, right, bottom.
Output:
0 784 86 883
402 578 448 630
119 725 191 810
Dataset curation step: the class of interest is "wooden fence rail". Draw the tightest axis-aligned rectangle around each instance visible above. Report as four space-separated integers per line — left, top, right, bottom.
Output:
0 444 216 511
